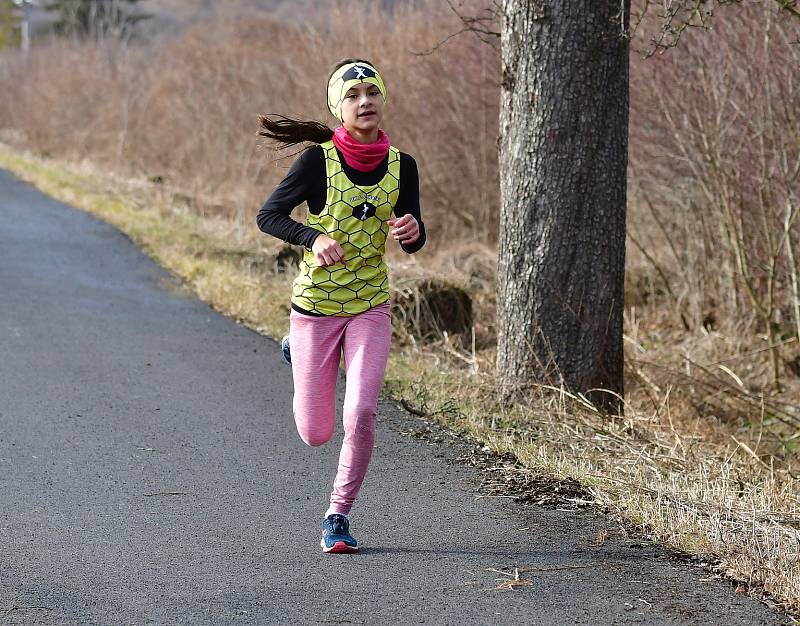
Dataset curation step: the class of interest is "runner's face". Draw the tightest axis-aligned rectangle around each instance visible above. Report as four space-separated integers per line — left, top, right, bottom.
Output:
340 82 384 138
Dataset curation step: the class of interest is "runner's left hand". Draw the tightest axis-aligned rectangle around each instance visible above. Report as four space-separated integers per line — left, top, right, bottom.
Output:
388 214 419 245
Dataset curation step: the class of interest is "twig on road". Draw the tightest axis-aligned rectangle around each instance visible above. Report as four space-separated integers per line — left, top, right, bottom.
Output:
487 567 532 591
2 605 53 616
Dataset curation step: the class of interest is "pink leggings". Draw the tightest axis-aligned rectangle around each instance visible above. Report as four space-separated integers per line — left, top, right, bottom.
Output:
289 301 392 515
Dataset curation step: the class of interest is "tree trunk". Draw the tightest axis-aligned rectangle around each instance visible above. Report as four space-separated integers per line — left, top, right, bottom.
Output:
497 1 630 409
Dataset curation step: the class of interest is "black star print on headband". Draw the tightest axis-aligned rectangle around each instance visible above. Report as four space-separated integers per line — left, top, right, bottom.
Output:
342 64 376 81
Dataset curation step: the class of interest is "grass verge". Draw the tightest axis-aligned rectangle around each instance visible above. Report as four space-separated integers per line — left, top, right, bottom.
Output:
2 144 797 619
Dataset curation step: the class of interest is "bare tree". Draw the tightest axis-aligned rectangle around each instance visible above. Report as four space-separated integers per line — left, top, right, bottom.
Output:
44 0 150 43
493 0 799 408
496 0 631 409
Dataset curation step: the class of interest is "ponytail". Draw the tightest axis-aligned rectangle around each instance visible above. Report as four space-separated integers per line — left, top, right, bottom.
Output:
257 114 333 149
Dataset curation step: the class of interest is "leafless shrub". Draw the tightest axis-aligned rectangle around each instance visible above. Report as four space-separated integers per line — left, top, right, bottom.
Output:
0 0 500 250
628 2 800 392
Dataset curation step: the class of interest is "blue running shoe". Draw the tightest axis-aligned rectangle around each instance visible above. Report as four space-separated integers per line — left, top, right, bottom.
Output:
281 335 291 365
320 514 358 553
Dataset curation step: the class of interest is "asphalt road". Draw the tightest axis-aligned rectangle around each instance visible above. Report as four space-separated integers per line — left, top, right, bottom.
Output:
0 167 790 625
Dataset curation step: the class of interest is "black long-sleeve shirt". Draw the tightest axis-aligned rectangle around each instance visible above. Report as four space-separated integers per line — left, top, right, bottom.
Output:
256 144 426 254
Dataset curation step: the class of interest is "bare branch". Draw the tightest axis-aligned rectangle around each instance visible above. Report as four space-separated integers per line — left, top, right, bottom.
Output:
627 0 800 55
412 1 501 57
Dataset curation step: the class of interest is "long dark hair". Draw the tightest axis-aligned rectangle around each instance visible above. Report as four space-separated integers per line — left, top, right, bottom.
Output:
258 57 375 149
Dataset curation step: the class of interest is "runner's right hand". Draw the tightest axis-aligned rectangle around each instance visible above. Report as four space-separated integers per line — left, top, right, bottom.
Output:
311 234 345 267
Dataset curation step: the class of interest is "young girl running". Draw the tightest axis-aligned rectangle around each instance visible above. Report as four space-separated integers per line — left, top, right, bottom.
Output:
256 58 426 553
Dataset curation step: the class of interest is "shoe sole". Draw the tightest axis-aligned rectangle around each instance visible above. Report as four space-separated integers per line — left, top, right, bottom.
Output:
320 538 358 554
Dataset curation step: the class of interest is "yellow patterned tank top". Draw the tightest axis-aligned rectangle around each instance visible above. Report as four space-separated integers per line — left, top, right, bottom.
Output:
291 140 400 316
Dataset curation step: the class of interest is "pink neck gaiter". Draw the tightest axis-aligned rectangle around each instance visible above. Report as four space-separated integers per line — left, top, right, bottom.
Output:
332 126 390 172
